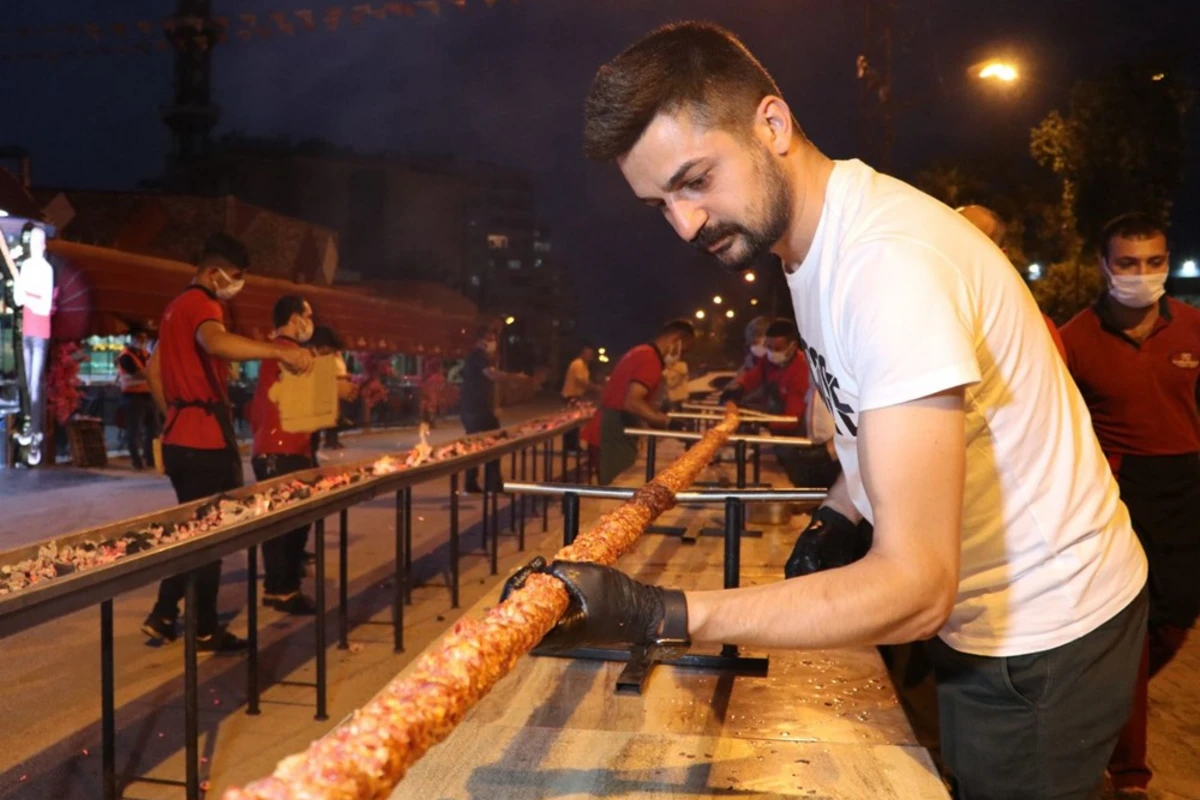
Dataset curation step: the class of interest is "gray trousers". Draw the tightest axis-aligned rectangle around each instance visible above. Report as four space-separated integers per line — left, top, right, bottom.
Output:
928 586 1148 800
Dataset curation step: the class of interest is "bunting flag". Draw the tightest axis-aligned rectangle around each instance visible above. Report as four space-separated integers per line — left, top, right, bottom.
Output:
0 0 518 63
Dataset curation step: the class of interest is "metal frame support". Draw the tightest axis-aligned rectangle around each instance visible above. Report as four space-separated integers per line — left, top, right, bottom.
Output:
246 546 260 715
101 600 116 800
338 508 349 650
449 473 460 609
393 490 404 653
184 573 200 799
562 492 581 547
314 519 328 721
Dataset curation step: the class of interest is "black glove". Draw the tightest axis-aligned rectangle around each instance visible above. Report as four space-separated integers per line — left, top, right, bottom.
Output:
501 558 689 653
784 506 873 578
718 384 745 405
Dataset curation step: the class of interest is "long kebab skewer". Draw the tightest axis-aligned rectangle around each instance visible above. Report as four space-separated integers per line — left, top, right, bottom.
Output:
224 407 739 800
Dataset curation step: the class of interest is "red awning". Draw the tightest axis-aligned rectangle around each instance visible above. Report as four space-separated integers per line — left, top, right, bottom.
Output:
47 241 476 356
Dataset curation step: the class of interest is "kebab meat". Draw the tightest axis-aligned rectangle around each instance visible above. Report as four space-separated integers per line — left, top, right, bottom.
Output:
223 407 738 800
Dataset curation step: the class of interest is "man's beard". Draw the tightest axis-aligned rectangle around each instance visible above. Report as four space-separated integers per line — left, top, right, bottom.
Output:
691 149 793 272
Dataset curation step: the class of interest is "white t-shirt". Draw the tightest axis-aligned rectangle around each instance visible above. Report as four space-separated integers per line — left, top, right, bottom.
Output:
561 357 591 399
787 159 1146 657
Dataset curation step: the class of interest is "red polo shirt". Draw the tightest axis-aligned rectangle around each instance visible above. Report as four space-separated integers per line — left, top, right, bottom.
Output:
582 343 664 447
734 350 810 433
160 285 229 450
1061 295 1200 460
250 337 313 458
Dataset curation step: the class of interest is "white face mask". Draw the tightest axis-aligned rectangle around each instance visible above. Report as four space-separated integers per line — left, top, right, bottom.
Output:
749 343 768 359
1105 263 1167 309
767 346 794 366
295 318 314 343
663 341 682 367
214 268 245 300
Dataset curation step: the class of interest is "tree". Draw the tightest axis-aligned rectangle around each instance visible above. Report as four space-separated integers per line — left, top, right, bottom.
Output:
1029 59 1192 320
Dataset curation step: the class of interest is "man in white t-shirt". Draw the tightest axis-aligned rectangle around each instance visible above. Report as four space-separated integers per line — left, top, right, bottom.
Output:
507 22 1148 800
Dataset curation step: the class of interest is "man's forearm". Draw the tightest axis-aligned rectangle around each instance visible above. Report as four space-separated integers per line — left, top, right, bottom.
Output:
146 353 168 416
626 396 667 427
686 543 955 650
203 329 281 363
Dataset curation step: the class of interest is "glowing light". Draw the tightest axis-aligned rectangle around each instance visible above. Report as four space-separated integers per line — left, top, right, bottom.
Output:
744 272 756 283
598 354 610 363
1152 73 1166 82
1179 260 1199 278
712 295 723 304
598 347 607 355
504 316 515 325
725 309 735 319
1027 263 1043 280
750 298 759 306
978 62 1019 82
695 309 706 320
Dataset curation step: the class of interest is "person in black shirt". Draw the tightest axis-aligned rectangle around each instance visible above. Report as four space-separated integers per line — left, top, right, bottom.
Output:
461 325 504 493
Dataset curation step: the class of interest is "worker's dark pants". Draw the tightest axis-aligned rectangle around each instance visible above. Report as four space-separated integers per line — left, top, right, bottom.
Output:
462 412 501 490
151 445 244 636
930 587 1147 800
120 392 159 469
1108 453 1200 791
253 453 315 596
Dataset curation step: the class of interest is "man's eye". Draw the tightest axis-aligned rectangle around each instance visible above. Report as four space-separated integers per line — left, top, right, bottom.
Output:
687 174 709 191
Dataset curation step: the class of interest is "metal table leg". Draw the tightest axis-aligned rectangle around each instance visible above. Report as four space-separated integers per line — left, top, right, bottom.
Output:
509 451 518 533
450 473 460 608
490 484 500 574
246 547 260 715
518 448 527 550
562 492 580 546
338 508 349 650
542 439 551 532
393 490 404 653
403 487 413 605
314 519 328 721
184 573 199 800
645 436 657 482
101 599 116 800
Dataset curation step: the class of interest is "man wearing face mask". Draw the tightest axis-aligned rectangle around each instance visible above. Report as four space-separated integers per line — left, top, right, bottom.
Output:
248 295 321 614
462 326 504 494
1060 213 1200 799
142 234 314 650
719 318 808 432
581 319 695 485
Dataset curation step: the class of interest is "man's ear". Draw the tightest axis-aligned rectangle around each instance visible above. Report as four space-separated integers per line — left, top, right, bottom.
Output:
757 95 794 156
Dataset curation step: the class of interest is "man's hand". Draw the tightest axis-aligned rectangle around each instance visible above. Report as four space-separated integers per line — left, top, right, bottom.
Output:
278 346 314 375
718 384 745 405
784 506 873 578
501 559 687 652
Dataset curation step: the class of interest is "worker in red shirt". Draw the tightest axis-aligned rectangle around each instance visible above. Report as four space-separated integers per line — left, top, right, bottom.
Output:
249 295 323 615
719 318 808 432
582 319 694 485
1060 213 1200 798
141 233 313 652
958 205 1066 359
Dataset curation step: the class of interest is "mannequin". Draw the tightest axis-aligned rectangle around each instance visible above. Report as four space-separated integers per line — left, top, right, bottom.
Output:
13 224 54 448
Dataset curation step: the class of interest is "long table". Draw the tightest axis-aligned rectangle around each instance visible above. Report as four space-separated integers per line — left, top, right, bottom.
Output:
388 458 950 799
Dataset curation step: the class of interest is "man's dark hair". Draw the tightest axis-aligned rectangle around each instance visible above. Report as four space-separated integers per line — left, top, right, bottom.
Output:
660 318 696 340
200 232 250 272
765 318 798 341
584 22 794 161
310 325 343 351
1100 212 1168 258
272 295 308 329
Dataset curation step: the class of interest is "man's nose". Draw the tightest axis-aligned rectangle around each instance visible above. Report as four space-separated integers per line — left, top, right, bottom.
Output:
666 200 708 243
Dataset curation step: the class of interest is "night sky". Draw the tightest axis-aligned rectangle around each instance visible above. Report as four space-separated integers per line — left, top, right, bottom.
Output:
1 0 1197 355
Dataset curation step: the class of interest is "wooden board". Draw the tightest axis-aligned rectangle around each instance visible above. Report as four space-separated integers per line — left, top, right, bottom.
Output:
397 723 948 800
270 352 339 433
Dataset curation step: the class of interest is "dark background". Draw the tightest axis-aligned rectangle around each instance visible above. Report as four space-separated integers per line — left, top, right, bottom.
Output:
2 0 1196 354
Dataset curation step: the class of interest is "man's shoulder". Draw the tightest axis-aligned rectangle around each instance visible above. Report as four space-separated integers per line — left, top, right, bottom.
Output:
1059 305 1101 342
1167 297 1200 326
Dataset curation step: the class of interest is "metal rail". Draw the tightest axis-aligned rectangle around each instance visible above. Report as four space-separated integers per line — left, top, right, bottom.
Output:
502 482 828 504
669 410 798 424
626 427 813 447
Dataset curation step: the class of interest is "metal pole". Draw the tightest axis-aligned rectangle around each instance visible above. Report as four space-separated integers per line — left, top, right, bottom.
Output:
450 473 460 608
518 449 527 550
645 435 657 482
101 599 116 800
394 490 404 653
314 518 328 721
575 447 582 484
735 440 747 489
338 508 349 650
530 441 540 520
246 547 260 715
562 492 580 546
542 439 551 532
490 483 500 575
184 572 199 800
509 451 518 532
404 487 413 605
753 442 762 486
721 496 743 659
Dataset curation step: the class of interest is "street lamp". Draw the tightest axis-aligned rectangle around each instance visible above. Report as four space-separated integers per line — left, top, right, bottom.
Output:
1179 259 1199 278
712 295 723 305
977 60 1019 83
695 309 706 320
750 298 759 306
743 272 756 283
598 347 607 355
504 315 516 326
725 309 735 319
